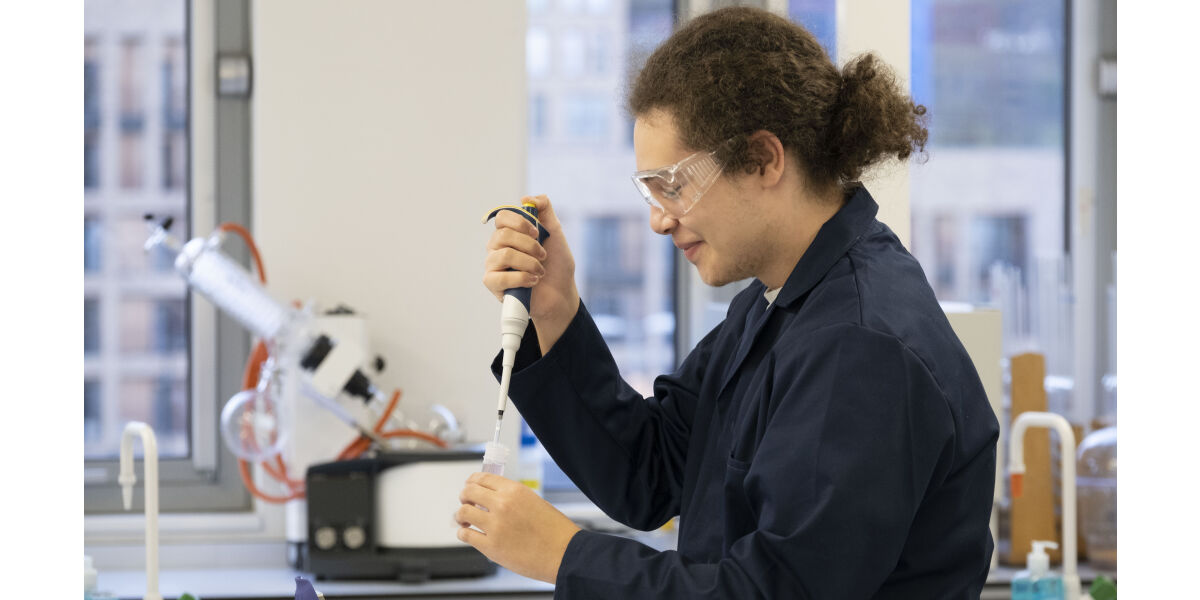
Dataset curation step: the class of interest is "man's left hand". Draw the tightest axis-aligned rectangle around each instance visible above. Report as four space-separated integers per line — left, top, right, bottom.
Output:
456 472 581 584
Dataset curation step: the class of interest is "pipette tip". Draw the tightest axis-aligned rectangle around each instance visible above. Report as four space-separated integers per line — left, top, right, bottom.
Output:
491 415 504 445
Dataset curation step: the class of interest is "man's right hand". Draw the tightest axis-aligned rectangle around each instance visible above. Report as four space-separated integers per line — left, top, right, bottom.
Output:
483 194 580 354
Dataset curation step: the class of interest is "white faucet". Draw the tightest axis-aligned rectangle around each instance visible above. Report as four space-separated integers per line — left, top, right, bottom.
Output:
1008 411 1082 600
119 422 163 600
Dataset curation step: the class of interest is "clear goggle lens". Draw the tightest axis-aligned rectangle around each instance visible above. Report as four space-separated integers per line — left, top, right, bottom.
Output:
632 150 724 217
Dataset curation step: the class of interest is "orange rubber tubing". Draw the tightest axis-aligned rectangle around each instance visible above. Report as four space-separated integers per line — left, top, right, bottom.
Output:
220 222 302 502
381 429 449 448
219 223 444 499
337 428 449 461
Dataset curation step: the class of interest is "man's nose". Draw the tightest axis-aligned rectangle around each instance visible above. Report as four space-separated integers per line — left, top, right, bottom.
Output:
649 206 676 235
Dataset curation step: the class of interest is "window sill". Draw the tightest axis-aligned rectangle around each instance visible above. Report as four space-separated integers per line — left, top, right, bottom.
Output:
86 510 274 542
86 502 288 571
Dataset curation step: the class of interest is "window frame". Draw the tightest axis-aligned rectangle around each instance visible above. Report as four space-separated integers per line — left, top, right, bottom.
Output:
1068 0 1118 423
84 0 253 516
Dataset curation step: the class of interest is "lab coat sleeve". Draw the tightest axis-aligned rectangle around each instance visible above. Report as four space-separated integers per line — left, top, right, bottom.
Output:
552 323 958 599
496 301 720 530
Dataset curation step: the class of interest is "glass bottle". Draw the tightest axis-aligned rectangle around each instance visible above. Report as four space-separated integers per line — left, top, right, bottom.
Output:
1077 426 1117 570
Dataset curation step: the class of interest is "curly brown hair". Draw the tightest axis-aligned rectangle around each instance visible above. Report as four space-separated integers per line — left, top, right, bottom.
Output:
628 6 927 192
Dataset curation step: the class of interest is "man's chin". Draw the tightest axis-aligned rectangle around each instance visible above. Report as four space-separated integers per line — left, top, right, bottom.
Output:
696 266 738 288
693 258 757 287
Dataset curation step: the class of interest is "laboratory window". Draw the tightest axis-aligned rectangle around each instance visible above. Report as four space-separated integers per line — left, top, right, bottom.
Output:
910 0 1068 293
111 214 181 274
931 214 956 295
559 0 586 15
582 216 652 350
85 0 249 514
161 36 187 190
118 38 145 117
527 0 675 496
85 38 102 189
118 37 146 190
529 94 549 140
968 214 1030 300
909 0 1078 382
85 6 188 458
911 0 1117 423
788 0 837 61
85 130 102 189
84 298 100 354
628 0 674 62
586 0 611 15
84 380 102 446
586 30 611 76
118 297 188 354
527 27 551 79
84 217 103 271
115 377 189 457
563 94 610 142
161 130 187 191
119 133 144 189
560 29 587 79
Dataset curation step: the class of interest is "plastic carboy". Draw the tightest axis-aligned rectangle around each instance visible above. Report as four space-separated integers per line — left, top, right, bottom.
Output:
1076 426 1117 570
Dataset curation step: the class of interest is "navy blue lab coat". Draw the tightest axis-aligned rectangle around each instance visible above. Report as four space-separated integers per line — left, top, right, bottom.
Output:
494 186 999 599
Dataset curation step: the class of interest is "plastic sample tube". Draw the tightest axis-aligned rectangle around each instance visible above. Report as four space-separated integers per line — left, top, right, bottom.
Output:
481 441 509 476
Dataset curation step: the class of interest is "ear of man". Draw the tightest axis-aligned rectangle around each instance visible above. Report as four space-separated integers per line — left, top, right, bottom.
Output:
743 130 787 187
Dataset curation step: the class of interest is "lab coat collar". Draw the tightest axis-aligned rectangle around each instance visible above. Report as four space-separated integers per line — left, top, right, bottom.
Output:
771 185 879 309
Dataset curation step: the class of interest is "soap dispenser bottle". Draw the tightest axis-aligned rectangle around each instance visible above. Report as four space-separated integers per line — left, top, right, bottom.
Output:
1012 540 1065 600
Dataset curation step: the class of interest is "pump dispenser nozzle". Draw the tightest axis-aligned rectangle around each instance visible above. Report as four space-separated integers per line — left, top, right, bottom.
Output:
1027 540 1058 576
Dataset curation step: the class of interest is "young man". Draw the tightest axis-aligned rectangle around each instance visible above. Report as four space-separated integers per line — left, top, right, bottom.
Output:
457 7 998 598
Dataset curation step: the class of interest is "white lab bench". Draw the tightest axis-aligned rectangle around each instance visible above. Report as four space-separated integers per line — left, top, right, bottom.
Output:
96 562 1114 599
97 566 553 599
98 564 1117 599
92 516 1113 600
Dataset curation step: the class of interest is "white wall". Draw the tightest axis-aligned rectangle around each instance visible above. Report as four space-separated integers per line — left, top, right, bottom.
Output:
837 0 911 247
253 1 526 445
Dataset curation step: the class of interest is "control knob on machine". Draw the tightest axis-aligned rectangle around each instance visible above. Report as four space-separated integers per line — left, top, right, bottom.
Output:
342 525 367 550
313 526 338 551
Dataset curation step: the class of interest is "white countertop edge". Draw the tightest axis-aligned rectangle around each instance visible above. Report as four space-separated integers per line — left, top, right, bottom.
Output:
97 566 554 599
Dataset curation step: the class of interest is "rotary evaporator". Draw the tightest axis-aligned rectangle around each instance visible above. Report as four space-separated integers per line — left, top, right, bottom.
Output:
144 217 492 581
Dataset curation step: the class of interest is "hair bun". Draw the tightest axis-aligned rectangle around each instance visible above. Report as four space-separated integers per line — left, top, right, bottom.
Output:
827 53 928 184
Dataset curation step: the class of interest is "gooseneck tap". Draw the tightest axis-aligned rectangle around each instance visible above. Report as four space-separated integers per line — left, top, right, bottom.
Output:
119 421 163 600
1008 411 1081 600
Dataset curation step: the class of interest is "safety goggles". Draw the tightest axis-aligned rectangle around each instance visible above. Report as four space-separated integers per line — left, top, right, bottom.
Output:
631 139 733 218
